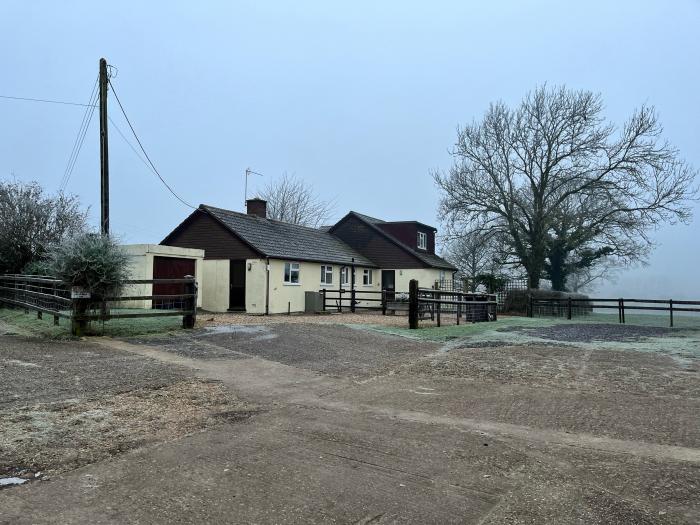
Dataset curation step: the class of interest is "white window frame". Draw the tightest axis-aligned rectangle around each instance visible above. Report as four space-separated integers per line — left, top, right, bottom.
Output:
340 267 350 287
417 231 427 250
284 262 300 285
362 269 373 286
320 265 333 285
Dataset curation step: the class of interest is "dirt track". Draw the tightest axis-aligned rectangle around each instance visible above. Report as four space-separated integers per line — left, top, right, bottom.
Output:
1 320 699 523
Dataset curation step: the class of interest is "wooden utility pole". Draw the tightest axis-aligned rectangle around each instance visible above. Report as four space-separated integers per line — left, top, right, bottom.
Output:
99 58 110 235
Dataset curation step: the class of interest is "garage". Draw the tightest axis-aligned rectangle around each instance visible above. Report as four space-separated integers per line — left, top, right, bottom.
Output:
152 256 196 309
121 245 204 310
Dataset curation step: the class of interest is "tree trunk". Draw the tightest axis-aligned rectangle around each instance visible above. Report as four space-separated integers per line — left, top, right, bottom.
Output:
548 247 568 291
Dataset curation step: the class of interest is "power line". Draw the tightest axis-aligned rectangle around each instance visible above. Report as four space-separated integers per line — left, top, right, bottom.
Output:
0 94 97 107
59 78 99 191
107 78 195 209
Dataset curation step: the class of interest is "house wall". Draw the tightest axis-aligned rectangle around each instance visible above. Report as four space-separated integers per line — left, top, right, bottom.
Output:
389 268 446 292
201 259 229 312
331 215 424 269
266 259 380 314
122 244 204 309
162 210 261 260
377 223 436 254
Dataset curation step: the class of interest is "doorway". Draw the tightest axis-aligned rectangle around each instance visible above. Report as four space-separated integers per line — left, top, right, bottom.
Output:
229 260 246 311
381 270 396 301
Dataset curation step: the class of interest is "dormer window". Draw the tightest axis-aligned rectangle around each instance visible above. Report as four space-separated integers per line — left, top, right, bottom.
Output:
417 231 427 250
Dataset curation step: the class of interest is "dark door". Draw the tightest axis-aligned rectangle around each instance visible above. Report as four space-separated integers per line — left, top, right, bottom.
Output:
152 256 196 309
381 270 396 301
229 260 246 311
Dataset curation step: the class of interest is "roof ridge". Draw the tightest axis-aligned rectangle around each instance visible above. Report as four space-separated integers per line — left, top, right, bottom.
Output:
202 204 336 232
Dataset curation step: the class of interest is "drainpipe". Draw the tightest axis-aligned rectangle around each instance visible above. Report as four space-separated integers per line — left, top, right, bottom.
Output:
265 258 270 315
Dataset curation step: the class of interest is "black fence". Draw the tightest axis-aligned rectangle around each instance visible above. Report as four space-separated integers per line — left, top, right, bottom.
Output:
409 280 497 329
0 274 197 335
528 296 700 327
320 288 388 313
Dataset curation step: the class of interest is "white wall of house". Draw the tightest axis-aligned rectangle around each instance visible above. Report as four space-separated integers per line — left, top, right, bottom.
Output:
201 259 229 312
390 268 447 292
122 244 204 309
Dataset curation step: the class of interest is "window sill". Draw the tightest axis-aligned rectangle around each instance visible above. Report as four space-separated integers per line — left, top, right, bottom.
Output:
283 282 301 286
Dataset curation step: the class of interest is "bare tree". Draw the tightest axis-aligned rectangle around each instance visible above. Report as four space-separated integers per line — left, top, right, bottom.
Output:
442 228 506 291
0 180 88 274
256 173 335 228
434 85 697 290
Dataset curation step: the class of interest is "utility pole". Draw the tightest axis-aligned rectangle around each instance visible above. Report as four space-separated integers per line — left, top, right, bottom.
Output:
99 58 110 235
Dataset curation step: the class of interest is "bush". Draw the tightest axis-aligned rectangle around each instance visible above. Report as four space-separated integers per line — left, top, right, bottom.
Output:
504 288 591 315
21 259 53 276
49 233 129 298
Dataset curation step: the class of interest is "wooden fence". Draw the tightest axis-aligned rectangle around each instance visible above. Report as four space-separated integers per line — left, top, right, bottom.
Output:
320 288 388 313
0 274 197 335
409 280 498 329
528 296 700 327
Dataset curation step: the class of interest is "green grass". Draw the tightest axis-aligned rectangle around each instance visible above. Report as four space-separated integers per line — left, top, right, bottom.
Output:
0 307 186 339
358 313 700 365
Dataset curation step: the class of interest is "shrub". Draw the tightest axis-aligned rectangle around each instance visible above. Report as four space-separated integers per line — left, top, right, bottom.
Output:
504 288 591 315
21 259 53 276
49 233 129 299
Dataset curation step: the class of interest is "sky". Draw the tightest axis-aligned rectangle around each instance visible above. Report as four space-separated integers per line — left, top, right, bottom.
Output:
1 1 699 298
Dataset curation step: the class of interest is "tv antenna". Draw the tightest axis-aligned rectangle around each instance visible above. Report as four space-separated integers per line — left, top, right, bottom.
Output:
244 167 264 206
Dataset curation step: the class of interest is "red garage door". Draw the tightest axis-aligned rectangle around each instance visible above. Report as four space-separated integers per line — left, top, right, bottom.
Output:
152 256 195 309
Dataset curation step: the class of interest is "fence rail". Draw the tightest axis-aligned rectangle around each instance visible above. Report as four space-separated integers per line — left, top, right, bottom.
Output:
0 274 197 335
528 296 700 327
320 288 388 314
410 281 497 328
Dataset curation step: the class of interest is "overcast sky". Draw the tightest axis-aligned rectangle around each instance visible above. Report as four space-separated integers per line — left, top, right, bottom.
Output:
1 1 698 298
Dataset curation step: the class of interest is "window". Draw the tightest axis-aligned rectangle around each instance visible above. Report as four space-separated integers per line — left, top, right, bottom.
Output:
284 262 300 284
340 267 350 287
363 269 373 285
320 265 333 285
417 231 427 250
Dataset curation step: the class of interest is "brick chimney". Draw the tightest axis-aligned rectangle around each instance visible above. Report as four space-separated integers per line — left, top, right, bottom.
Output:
246 198 267 218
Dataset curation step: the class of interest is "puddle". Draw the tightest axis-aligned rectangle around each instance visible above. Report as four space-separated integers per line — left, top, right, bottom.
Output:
200 325 268 336
0 477 28 487
3 359 41 368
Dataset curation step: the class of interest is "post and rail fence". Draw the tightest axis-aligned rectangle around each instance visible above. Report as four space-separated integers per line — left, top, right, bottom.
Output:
0 274 197 335
409 279 498 329
527 295 700 327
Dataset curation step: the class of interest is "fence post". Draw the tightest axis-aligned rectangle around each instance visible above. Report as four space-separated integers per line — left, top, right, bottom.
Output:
436 290 441 328
381 289 387 316
71 298 88 336
37 311 42 320
567 297 572 320
620 298 626 324
322 288 326 311
669 299 674 328
182 276 196 329
456 297 460 325
338 289 343 312
527 294 533 318
618 298 622 324
408 279 418 329
350 287 356 313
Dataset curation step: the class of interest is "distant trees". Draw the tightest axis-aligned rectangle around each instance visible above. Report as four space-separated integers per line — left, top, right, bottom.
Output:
0 180 88 274
257 173 335 228
435 85 697 291
442 228 506 291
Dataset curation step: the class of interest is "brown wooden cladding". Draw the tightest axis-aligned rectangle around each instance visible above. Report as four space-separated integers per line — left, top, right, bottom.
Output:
331 215 426 269
161 210 261 260
377 223 435 254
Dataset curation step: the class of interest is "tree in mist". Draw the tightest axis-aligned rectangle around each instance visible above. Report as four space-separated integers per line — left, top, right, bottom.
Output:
435 85 697 290
257 173 335 228
0 180 87 274
442 228 507 291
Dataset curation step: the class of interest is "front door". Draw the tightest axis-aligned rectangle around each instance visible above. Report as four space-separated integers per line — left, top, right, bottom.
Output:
381 270 395 301
229 260 246 311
